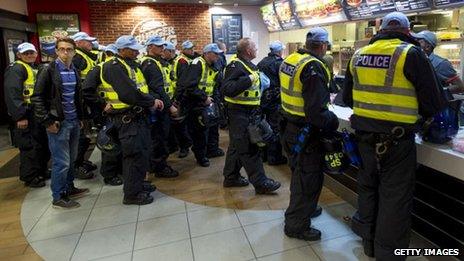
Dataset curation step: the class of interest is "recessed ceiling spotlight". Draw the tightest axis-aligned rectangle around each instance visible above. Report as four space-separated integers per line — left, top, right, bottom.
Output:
199 0 203 2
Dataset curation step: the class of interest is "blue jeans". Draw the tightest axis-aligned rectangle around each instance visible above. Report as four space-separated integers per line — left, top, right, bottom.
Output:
47 119 80 201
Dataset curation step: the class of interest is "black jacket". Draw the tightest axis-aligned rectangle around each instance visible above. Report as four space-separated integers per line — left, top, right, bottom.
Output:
281 49 339 132
178 57 220 109
140 55 171 109
4 61 38 121
101 56 156 111
257 52 283 90
342 32 447 133
81 65 106 115
32 60 84 127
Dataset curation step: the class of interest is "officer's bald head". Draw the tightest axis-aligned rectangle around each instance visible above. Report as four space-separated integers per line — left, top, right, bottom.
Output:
236 38 257 61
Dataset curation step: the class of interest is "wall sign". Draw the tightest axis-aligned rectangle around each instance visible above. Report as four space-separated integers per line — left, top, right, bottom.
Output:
211 14 243 54
131 18 177 46
36 13 80 62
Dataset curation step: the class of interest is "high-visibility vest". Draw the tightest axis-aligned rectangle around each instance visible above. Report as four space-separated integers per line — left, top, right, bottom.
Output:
140 56 174 99
350 39 418 124
99 57 149 110
15 60 37 105
173 53 192 80
75 49 96 80
224 57 261 106
192 56 218 96
279 52 331 117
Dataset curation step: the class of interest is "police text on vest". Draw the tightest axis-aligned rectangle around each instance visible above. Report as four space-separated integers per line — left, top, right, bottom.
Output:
355 55 391 69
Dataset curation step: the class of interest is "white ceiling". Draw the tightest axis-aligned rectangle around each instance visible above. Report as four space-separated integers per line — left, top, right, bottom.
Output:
89 0 269 6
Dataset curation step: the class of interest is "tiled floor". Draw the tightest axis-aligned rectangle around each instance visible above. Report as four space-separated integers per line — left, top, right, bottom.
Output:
6 130 441 260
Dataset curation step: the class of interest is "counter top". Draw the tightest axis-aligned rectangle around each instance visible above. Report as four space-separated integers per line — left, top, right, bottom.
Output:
330 105 464 182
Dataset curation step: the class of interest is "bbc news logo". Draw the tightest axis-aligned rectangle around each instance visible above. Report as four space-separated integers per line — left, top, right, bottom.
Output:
394 248 460 256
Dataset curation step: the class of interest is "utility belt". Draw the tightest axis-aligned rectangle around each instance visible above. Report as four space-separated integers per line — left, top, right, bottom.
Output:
355 126 414 156
106 106 146 124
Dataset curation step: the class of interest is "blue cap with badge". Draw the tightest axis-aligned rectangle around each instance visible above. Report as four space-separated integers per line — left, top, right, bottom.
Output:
414 30 437 48
182 40 194 49
203 43 223 54
17 42 37 53
381 12 410 30
72 32 96 42
165 42 176 51
146 36 166 46
105 44 118 54
115 35 144 50
269 41 285 52
306 27 330 43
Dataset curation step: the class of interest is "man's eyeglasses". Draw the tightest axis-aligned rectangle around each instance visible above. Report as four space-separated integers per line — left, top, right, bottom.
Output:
57 47 75 53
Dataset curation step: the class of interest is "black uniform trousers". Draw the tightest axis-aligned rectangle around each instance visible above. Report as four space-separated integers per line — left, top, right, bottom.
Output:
281 121 324 231
351 134 416 261
168 120 192 151
150 111 171 172
222 106 267 186
187 113 220 161
108 115 150 197
100 117 122 180
262 104 285 163
11 112 50 182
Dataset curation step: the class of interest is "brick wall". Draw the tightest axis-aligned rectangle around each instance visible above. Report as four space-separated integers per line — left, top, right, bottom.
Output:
89 2 211 50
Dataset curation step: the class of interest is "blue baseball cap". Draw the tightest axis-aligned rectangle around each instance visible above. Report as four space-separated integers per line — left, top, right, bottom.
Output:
115 35 144 50
414 30 437 48
381 12 410 30
72 32 96 42
146 36 166 47
17 42 37 53
182 40 194 49
203 43 223 54
269 41 285 52
105 44 118 54
165 42 176 51
306 27 330 43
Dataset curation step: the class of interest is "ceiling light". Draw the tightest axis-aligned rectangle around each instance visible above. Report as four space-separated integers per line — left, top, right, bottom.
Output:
199 0 203 2
214 2 223 5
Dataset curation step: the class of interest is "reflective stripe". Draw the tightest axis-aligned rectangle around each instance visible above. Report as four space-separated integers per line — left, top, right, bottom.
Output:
384 43 408 87
282 101 304 114
288 56 314 93
354 84 417 97
224 57 261 105
353 101 418 116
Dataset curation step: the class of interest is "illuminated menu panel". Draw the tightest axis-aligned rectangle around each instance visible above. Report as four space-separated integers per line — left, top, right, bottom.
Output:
342 0 397 20
274 0 301 30
434 0 464 8
293 0 348 26
394 0 432 13
261 3 283 32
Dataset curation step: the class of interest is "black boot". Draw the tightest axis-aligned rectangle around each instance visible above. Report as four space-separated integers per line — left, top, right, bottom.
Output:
223 176 249 187
123 192 154 205
284 227 321 241
255 178 281 194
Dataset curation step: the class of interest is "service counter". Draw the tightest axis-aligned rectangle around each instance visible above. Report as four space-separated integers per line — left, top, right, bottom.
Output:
324 105 464 258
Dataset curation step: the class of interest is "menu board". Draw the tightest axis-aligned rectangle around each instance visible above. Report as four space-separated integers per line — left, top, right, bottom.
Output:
341 0 397 20
293 0 348 27
37 13 80 62
434 0 464 8
261 3 282 32
394 0 432 13
274 0 301 30
211 14 243 54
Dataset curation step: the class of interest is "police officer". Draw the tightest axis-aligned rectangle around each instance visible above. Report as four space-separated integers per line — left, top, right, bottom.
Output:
71 32 99 180
343 12 446 259
80 45 124 186
179 43 224 167
140 36 179 178
100 35 164 205
4 42 50 187
222 38 281 194
414 30 464 93
257 40 287 166
163 42 192 158
279 28 338 241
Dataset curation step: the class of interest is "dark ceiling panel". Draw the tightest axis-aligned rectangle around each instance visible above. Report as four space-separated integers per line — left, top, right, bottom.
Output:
88 0 269 6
